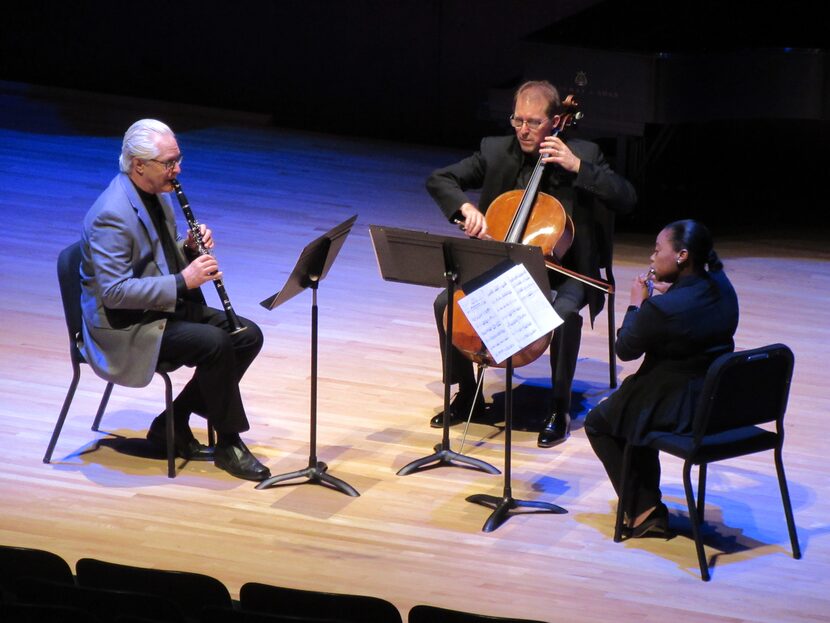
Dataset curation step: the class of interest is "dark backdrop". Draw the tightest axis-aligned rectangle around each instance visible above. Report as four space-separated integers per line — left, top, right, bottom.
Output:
2 0 827 230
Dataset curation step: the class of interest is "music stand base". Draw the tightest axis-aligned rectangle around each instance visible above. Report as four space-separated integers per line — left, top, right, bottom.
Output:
255 461 360 497
397 442 500 476
466 493 567 532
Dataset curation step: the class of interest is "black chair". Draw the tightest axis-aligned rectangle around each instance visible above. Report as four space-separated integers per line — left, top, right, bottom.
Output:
613 343 802 580
0 544 74 601
409 605 547 623
598 248 617 389
15 576 185 622
594 201 619 389
202 606 346 623
44 241 213 478
240 582 402 623
76 557 232 623
0 601 101 623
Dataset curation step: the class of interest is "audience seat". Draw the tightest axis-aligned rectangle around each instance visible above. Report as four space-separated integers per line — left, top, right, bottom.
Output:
240 582 401 623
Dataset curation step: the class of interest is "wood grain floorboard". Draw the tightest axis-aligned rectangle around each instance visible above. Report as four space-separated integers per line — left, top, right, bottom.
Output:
1 86 828 622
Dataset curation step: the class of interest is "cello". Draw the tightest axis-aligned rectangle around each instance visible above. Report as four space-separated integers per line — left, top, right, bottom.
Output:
446 95 612 368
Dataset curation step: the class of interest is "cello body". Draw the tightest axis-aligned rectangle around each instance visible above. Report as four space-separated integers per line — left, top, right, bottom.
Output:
445 96 583 369
486 189 574 265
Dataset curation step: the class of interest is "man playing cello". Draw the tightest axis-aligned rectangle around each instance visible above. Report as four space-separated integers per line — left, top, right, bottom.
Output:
426 80 637 447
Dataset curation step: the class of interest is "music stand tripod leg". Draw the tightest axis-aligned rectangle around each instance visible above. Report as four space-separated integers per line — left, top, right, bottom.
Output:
467 359 566 531
256 280 359 497
397 267 499 476
256 460 359 497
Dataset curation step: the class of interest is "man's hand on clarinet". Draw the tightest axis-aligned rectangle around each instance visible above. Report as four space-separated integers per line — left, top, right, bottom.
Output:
182 254 222 289
185 223 214 253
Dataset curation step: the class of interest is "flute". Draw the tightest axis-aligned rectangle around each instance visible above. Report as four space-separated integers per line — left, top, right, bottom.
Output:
170 179 247 335
646 268 656 297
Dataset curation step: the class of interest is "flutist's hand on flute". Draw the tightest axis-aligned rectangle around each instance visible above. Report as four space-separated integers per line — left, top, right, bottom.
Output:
630 267 670 307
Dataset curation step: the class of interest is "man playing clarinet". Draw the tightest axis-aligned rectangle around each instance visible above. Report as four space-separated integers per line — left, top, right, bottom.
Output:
80 118 270 481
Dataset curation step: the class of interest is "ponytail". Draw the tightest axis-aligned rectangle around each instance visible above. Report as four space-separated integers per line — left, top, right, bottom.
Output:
706 249 723 272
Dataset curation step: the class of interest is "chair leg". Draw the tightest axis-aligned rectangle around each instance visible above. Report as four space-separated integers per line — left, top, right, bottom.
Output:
697 463 707 524
43 364 81 463
161 373 176 478
613 443 633 542
774 446 802 559
607 292 617 389
90 383 114 431
683 461 710 581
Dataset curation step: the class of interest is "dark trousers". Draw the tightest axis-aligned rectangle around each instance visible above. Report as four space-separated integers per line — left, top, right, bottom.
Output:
433 276 586 415
584 401 662 518
158 303 263 434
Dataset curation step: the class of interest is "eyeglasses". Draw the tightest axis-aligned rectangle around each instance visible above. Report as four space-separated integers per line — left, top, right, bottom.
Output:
147 155 183 171
509 115 548 130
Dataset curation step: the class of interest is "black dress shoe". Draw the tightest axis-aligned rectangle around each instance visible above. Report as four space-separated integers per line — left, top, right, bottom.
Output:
214 440 271 481
146 420 214 461
537 411 571 448
630 503 671 539
429 391 486 428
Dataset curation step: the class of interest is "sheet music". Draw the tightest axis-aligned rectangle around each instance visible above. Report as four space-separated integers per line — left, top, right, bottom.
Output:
457 264 563 364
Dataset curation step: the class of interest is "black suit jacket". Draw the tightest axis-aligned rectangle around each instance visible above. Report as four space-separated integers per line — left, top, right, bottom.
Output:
606 269 740 444
426 135 637 319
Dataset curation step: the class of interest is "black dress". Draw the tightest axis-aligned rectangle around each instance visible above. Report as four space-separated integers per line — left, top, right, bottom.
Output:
592 268 739 446
584 267 739 516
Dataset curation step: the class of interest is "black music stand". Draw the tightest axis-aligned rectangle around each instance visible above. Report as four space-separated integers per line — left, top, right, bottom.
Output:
371 228 568 529
466 351 568 531
455 256 567 530
451 251 567 531
370 225 553 477
255 215 359 497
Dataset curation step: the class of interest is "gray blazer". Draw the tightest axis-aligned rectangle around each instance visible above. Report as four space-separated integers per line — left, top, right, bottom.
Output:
79 173 187 387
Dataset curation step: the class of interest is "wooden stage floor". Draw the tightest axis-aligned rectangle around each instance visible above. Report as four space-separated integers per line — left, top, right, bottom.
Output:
1 84 828 622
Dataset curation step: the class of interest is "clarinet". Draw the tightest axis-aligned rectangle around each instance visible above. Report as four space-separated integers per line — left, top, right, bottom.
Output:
170 178 247 335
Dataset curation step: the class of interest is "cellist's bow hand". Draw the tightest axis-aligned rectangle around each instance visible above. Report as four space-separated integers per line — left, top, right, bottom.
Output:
456 203 490 239
540 136 581 173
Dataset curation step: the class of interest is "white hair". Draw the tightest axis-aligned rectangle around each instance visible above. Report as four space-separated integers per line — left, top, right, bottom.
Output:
119 119 175 173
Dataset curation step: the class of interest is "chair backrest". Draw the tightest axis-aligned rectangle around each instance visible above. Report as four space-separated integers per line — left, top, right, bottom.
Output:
15 576 185 622
694 343 794 438
0 601 103 623
240 582 402 623
409 604 548 623
57 241 84 361
202 605 346 623
0 544 75 598
76 557 232 621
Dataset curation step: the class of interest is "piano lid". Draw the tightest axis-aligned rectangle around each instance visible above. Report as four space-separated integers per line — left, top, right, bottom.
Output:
505 0 828 135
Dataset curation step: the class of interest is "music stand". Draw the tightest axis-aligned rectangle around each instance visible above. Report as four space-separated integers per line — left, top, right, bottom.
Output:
255 215 359 497
370 225 551 477
466 350 568 531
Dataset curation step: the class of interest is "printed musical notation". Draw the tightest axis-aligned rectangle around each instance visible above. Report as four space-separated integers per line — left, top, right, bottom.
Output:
457 264 563 364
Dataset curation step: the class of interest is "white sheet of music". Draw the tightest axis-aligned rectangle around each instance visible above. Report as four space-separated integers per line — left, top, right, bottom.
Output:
457 263 563 365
